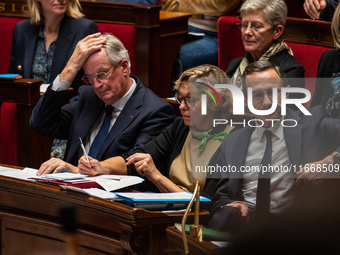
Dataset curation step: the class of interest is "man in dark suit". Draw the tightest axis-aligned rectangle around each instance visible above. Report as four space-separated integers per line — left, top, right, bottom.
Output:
30 33 175 175
207 60 340 233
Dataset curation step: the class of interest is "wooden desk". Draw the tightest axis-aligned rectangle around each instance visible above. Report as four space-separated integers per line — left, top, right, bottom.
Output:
0 171 209 254
167 226 223 255
0 78 53 169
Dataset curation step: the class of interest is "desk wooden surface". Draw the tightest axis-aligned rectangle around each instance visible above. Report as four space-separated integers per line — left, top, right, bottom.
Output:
167 226 223 255
0 169 209 254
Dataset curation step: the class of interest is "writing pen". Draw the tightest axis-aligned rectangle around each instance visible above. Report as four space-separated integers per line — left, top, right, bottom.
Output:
79 137 90 162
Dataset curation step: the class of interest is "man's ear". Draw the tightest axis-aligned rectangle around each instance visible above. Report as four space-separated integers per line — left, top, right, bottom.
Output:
121 59 129 75
273 25 284 40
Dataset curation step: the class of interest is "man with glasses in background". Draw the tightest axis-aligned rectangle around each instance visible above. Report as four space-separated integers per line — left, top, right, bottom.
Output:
30 33 175 175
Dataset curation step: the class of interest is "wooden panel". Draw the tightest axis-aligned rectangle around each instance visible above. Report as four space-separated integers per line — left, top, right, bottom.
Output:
0 174 209 255
166 226 220 255
282 17 333 48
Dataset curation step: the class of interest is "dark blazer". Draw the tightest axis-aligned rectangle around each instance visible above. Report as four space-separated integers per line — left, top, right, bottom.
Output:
9 15 98 95
320 0 340 21
310 50 339 107
29 76 175 165
209 106 340 216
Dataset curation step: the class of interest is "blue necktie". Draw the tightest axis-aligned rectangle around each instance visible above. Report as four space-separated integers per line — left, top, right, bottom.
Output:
88 106 113 159
255 130 272 219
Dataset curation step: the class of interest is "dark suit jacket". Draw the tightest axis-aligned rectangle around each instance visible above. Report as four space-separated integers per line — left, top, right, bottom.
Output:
310 50 339 107
9 15 98 95
320 0 340 21
29 76 175 165
209 106 340 216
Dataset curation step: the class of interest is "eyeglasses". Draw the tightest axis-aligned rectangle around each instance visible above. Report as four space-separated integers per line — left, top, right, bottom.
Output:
175 93 198 108
252 88 281 103
236 22 267 33
82 63 119 85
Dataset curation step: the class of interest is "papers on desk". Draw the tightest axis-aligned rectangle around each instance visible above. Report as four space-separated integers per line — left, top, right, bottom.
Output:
86 175 144 191
0 166 143 192
0 166 38 180
38 172 87 181
83 188 118 200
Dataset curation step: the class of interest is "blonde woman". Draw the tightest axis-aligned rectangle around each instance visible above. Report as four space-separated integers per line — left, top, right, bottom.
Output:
9 0 98 95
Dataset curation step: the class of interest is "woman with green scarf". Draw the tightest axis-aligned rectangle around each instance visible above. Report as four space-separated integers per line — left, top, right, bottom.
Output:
227 0 305 103
78 64 234 198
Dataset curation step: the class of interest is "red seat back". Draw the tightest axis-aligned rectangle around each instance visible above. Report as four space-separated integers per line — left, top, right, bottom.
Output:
0 17 24 165
218 16 243 71
97 23 136 74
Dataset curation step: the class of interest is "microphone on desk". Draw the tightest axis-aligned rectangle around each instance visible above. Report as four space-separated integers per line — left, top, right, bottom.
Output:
59 203 80 255
181 181 203 254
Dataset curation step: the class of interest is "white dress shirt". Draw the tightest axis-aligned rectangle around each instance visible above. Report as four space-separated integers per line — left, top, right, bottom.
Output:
242 118 295 214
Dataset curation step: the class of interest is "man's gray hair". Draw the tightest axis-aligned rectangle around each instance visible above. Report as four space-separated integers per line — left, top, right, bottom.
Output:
101 33 131 74
240 0 287 27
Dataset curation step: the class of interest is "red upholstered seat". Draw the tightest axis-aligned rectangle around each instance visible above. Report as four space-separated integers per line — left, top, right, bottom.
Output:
286 42 331 78
218 16 242 72
97 23 136 74
0 17 24 165
0 17 24 73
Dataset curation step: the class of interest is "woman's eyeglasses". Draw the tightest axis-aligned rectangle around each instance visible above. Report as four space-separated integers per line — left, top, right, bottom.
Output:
82 62 119 85
236 22 266 33
175 93 198 108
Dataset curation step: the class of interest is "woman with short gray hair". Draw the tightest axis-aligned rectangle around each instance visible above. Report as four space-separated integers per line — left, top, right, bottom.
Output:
226 0 305 101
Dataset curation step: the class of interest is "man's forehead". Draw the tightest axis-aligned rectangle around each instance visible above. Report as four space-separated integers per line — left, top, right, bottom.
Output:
246 78 282 88
84 48 109 68
245 69 282 88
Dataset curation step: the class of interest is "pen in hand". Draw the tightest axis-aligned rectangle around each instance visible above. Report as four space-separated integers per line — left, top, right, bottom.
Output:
79 137 90 163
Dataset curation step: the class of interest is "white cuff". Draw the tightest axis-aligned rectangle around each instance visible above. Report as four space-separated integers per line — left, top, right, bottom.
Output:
51 75 71 91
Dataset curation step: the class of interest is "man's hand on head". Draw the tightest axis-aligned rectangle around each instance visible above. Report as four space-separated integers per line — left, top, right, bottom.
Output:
60 33 107 83
36 158 79 176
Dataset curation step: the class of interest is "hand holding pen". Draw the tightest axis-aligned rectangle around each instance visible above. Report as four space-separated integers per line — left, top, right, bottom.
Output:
79 137 90 163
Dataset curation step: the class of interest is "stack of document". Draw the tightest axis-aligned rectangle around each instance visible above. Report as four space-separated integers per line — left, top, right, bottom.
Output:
30 172 103 189
0 166 144 192
114 192 211 211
